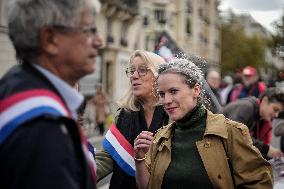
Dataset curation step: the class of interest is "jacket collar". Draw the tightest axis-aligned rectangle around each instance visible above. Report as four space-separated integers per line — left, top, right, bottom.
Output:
204 110 228 139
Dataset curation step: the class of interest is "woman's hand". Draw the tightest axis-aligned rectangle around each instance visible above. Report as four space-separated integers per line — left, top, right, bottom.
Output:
134 131 153 160
134 131 153 189
268 145 284 159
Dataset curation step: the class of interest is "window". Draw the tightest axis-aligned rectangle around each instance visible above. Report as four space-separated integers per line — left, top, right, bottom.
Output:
204 16 210 25
121 22 128 38
106 17 114 44
0 0 4 26
154 9 166 24
186 18 191 34
142 8 150 26
120 21 128 47
143 16 149 26
186 0 192 14
198 8 203 18
106 17 113 36
199 33 207 44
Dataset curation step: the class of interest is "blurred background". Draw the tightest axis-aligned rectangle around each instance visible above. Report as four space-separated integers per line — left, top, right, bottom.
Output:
1 0 284 108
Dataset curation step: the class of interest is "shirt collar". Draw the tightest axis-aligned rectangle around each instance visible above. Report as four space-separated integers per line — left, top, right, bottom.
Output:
33 64 84 119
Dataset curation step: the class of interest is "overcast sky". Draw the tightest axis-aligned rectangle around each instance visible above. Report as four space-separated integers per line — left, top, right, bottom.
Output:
220 0 284 33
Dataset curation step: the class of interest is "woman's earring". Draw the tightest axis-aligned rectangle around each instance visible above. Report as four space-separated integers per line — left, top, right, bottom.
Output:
151 80 158 99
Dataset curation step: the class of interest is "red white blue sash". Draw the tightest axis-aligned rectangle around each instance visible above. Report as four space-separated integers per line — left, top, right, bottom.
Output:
81 132 97 182
0 89 71 144
0 88 97 184
102 124 135 176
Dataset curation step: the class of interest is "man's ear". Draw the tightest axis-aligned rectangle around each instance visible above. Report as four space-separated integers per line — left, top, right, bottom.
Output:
39 28 59 55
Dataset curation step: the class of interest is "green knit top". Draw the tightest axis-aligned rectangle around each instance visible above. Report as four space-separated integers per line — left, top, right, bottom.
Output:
161 103 213 189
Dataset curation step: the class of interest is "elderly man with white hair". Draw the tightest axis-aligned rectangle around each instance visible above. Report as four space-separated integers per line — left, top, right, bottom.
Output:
0 0 102 188
205 69 222 113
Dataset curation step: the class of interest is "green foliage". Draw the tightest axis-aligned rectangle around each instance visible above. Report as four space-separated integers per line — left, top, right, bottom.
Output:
220 17 268 76
271 14 284 58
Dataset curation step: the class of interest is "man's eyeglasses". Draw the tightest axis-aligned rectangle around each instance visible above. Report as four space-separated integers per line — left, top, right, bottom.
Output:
125 66 150 77
52 25 97 37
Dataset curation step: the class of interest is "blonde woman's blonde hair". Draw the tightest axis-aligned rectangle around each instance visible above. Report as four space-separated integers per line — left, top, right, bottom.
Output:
117 50 166 111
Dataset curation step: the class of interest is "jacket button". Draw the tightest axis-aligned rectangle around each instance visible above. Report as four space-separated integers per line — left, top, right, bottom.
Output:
158 143 165 151
204 141 210 148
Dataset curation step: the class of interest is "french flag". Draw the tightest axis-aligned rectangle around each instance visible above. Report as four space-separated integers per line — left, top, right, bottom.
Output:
0 89 71 144
102 124 135 176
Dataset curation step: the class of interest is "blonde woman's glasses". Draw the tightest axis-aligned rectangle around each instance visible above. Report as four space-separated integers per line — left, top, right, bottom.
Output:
125 67 150 77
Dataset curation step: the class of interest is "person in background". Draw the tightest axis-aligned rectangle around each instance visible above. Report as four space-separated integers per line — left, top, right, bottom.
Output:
95 50 169 189
221 87 284 159
237 66 266 100
220 75 233 106
0 0 102 188
205 69 222 113
273 111 284 152
76 83 87 128
227 72 243 103
91 83 110 136
134 58 272 189
155 36 174 62
75 83 97 170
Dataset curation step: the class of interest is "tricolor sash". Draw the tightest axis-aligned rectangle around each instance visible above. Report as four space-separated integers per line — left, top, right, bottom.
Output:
0 89 71 144
0 88 97 184
102 124 135 176
81 132 97 182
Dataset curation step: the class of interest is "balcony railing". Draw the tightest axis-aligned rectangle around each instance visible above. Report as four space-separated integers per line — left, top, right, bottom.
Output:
152 0 170 5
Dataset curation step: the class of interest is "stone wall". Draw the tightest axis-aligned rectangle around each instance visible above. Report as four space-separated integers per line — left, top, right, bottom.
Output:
0 29 16 78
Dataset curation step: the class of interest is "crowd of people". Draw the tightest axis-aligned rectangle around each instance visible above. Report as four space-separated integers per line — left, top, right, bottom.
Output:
0 0 284 189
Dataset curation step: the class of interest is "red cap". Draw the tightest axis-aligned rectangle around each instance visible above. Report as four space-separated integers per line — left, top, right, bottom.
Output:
242 66 256 76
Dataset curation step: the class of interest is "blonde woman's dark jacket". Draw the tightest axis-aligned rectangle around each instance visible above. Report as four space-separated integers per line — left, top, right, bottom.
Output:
145 110 273 189
96 105 169 189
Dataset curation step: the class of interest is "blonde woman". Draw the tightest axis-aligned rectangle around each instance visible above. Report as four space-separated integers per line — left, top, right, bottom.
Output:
95 50 169 189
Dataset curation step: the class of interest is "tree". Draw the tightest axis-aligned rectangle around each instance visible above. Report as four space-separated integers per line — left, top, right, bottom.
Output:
271 14 284 58
220 13 268 76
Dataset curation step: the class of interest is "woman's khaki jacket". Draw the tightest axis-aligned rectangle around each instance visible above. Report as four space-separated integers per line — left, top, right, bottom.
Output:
145 111 273 189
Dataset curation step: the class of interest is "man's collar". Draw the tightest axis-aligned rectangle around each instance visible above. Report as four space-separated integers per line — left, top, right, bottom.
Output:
33 64 84 119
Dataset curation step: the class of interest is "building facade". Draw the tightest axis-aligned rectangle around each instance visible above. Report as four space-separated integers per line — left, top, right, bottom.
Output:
96 0 221 104
139 0 220 64
88 0 139 104
0 0 16 78
0 0 221 108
